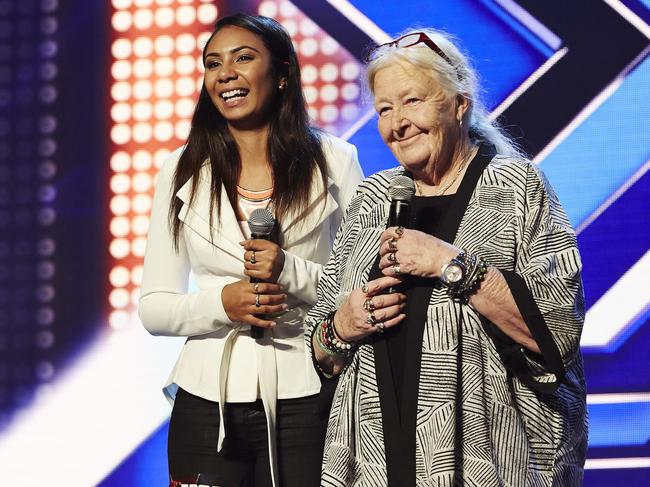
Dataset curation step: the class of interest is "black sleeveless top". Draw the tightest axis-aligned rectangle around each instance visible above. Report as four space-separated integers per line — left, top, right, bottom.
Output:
367 143 496 486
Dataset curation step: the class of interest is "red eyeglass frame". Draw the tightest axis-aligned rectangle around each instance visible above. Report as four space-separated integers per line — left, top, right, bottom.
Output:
367 32 454 66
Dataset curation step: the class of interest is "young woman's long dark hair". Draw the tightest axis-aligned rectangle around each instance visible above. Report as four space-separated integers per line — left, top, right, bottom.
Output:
169 13 328 246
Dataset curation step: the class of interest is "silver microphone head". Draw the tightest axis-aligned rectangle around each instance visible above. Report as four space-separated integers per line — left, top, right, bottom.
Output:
389 175 416 201
248 208 275 236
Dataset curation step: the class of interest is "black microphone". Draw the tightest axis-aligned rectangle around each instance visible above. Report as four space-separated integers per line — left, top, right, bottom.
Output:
387 175 415 293
247 208 276 340
388 174 415 227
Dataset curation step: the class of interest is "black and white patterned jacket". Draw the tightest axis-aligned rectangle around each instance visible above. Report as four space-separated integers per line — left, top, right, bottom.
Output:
306 150 587 487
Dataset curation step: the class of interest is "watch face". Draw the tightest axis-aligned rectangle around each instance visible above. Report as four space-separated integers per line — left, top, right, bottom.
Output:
443 263 464 284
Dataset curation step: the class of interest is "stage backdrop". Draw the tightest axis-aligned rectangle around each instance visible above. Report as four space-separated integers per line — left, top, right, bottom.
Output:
0 0 648 485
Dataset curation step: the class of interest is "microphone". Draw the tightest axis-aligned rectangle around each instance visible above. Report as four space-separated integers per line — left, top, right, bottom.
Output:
387 175 415 293
247 208 276 340
388 174 415 227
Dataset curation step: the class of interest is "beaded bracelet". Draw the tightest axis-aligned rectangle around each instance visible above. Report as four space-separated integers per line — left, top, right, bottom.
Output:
462 257 487 297
325 312 358 355
314 322 342 357
311 328 337 379
319 310 358 357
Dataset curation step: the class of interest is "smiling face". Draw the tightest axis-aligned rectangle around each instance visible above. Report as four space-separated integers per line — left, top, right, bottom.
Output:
203 25 278 131
373 62 466 177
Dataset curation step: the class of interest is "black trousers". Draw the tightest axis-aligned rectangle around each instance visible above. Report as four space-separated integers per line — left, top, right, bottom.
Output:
168 388 327 487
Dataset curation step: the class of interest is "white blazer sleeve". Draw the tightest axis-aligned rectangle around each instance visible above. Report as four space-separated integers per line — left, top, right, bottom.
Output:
138 153 234 337
330 142 364 242
276 138 364 306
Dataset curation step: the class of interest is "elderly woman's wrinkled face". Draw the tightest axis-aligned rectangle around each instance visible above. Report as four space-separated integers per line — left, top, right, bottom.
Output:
373 63 461 174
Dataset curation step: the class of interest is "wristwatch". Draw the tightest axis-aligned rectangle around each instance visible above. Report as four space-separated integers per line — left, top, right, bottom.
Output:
440 254 466 287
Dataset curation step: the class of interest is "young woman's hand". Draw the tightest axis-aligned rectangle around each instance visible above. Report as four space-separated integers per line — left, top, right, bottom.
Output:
221 279 287 328
241 239 286 283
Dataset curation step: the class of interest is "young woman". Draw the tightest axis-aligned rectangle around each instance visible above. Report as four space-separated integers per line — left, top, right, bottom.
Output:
139 14 363 487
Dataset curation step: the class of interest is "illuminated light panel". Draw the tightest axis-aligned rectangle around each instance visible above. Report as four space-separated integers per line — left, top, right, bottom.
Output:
534 47 650 166
585 457 650 469
113 0 134 8
490 47 569 121
483 0 562 50
587 393 650 449
110 152 131 172
110 217 130 237
576 159 649 236
588 392 650 404
133 9 154 30
109 266 131 287
105 10 220 432
0 0 62 429
0 326 184 485
341 107 375 140
581 250 650 350
601 0 650 39
131 215 150 235
111 103 132 123
323 0 391 44
109 288 131 308
112 10 133 31
259 0 369 135
197 3 218 24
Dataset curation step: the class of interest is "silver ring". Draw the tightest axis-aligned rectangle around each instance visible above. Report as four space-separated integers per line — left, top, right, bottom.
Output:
388 237 398 252
363 297 375 312
392 263 401 274
253 282 260 293
366 312 378 325
376 322 385 333
362 284 370 294
395 226 404 237
250 251 257 264
388 252 397 263
255 294 261 307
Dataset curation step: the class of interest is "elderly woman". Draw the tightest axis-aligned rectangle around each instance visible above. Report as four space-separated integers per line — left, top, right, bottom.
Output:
307 30 587 486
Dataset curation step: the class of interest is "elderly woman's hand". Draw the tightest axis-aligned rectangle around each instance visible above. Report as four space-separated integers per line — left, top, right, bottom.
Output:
378 226 459 278
334 276 407 342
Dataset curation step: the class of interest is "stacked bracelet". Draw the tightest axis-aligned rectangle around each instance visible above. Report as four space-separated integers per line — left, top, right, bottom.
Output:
314 311 358 357
446 251 488 304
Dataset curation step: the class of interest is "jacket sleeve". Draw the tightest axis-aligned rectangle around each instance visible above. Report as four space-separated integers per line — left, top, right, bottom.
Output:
304 185 365 362
138 151 235 337
329 143 364 243
486 162 585 393
276 139 364 306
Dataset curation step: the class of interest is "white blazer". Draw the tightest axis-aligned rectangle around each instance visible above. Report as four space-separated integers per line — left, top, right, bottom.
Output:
139 133 363 485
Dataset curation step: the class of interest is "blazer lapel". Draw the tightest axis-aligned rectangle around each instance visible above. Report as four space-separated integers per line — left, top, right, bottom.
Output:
176 166 340 255
176 164 245 260
280 173 338 248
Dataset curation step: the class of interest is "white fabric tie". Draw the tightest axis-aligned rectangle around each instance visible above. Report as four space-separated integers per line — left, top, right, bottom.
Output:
216 326 279 487
255 328 279 487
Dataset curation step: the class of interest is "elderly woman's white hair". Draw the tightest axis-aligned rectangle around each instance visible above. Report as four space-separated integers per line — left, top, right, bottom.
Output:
366 28 523 157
